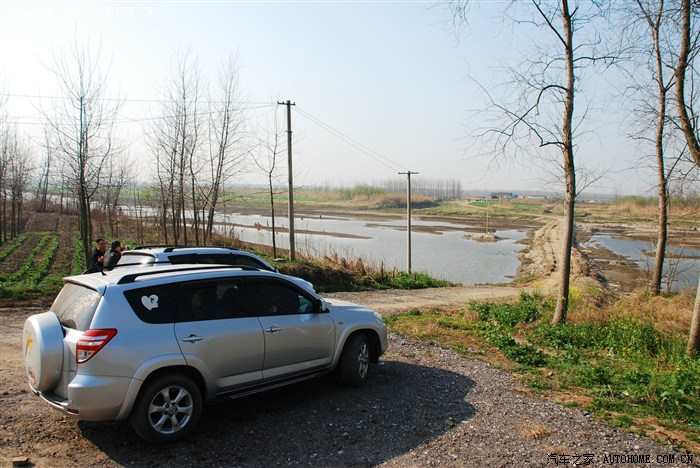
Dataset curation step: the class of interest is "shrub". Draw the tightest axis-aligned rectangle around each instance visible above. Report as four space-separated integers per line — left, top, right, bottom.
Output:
471 292 547 327
531 322 605 350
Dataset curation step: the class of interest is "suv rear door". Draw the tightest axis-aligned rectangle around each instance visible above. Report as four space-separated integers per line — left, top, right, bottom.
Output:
245 279 335 380
173 279 265 394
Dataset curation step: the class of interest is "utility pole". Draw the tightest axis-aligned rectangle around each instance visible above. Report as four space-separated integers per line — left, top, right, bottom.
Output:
278 100 296 260
399 171 418 273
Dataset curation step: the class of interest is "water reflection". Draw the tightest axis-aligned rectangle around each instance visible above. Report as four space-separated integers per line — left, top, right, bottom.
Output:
216 213 527 286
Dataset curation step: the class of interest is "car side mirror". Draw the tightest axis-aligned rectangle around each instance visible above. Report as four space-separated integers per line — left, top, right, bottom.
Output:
316 299 329 313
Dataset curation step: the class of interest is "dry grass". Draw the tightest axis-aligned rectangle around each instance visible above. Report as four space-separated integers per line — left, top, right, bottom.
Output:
587 198 700 225
567 288 695 337
513 422 552 440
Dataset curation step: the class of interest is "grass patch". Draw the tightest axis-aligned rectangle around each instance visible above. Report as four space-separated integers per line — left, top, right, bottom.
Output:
385 292 700 451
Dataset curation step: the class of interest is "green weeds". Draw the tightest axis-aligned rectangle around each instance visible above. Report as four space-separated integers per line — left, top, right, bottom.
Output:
71 236 86 275
385 292 700 448
370 271 453 290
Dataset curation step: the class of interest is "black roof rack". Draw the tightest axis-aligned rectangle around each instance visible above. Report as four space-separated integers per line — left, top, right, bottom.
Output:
116 264 263 284
162 246 240 253
133 244 178 250
132 245 240 251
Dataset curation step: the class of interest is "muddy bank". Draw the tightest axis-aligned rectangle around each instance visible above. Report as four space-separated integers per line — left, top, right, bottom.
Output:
517 221 698 293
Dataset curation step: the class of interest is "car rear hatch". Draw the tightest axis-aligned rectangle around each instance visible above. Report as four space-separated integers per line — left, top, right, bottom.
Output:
48 282 103 400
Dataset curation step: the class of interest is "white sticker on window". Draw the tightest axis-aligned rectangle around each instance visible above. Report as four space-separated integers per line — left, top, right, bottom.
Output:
141 294 159 311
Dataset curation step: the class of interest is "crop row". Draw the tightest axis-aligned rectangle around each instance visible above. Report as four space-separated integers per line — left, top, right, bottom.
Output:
0 234 29 264
1 235 52 286
24 235 60 288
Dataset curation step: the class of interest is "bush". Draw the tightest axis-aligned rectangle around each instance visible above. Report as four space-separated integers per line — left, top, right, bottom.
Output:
531 322 605 350
471 292 547 326
604 316 663 358
480 322 546 366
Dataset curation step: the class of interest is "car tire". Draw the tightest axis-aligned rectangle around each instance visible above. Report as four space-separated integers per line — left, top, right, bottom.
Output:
130 374 202 444
339 333 370 387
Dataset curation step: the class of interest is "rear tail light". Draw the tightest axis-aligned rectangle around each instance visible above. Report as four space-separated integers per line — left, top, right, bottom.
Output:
76 329 117 364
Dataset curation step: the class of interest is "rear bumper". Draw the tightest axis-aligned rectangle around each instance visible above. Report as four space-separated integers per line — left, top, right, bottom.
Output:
34 374 134 422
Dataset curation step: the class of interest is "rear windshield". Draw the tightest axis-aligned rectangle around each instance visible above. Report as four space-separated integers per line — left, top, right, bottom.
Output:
119 252 156 266
51 283 102 331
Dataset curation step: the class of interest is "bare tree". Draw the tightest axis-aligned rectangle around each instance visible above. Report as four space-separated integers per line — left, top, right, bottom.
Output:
203 56 246 244
36 123 54 213
0 90 8 243
628 0 681 295
150 51 203 245
254 107 284 257
43 39 120 266
7 133 33 236
451 0 615 324
98 153 132 237
674 0 700 356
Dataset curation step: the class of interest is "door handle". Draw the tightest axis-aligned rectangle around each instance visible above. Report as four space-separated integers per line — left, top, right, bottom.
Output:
182 334 204 344
264 326 282 334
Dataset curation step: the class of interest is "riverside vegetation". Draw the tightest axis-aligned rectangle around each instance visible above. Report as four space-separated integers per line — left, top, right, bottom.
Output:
385 291 700 451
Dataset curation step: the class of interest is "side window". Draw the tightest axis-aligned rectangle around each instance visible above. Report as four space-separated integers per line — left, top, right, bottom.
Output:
246 280 315 316
124 284 179 324
168 254 197 265
233 255 270 271
217 280 254 318
176 279 249 321
198 254 236 265
177 281 219 322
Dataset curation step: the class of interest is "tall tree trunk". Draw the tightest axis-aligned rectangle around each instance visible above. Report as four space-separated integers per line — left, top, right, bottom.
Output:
269 173 277 257
552 0 576 325
676 0 700 167
645 2 669 296
675 0 700 356
190 171 199 245
652 162 668 295
688 275 700 355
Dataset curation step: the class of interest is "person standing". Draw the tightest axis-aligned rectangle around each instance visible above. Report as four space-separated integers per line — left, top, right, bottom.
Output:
104 240 125 271
84 238 107 274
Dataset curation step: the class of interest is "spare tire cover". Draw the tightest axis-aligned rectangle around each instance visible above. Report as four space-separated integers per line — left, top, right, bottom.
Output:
23 312 64 393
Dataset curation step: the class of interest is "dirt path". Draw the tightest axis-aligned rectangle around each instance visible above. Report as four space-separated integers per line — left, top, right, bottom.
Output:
325 285 529 314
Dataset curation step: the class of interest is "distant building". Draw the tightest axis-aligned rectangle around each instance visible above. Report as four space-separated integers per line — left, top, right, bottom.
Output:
490 192 518 199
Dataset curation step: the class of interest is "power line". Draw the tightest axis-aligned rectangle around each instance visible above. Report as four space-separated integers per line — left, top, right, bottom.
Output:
0 92 275 106
295 106 406 173
3 103 275 126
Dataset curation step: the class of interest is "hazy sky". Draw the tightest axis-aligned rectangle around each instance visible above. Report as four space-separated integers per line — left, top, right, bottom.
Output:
0 0 682 195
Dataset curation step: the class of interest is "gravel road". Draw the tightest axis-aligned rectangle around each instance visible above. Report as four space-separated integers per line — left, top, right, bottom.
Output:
1 300 694 467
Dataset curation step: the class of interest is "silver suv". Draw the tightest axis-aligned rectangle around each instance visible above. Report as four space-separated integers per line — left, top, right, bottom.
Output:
118 246 278 271
23 265 388 444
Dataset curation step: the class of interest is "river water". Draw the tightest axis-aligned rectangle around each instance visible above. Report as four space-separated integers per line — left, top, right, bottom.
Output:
121 205 699 290
583 234 700 291
215 212 528 286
